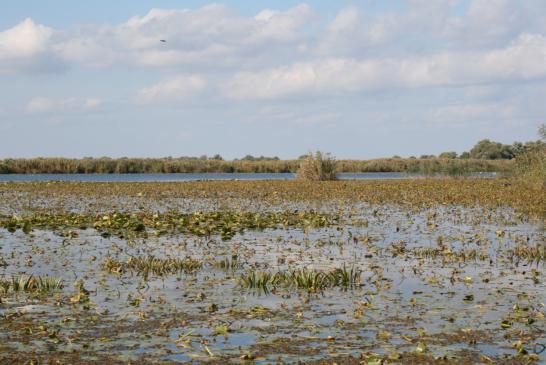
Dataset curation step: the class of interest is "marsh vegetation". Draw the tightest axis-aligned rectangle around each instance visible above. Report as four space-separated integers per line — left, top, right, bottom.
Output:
0 157 512 175
0 178 544 364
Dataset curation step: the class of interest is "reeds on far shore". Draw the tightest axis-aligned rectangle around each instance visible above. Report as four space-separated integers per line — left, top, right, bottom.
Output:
0 156 512 175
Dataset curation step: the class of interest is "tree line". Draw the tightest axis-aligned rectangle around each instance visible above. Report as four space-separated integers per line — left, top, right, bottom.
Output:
0 135 542 175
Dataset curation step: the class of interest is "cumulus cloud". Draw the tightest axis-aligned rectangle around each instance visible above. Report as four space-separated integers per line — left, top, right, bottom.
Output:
445 0 546 48
137 74 207 103
53 4 314 69
0 5 315 73
26 97 102 113
3 1 546 75
2 2 546 113
223 33 546 99
318 0 546 57
0 18 64 73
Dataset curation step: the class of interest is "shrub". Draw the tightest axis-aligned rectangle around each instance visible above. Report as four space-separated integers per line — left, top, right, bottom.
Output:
297 151 337 181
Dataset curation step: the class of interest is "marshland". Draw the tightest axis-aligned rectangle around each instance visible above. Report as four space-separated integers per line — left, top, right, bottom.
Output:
3 1 546 363
0 174 544 364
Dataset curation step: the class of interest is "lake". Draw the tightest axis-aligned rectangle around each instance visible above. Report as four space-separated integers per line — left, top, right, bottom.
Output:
0 172 498 182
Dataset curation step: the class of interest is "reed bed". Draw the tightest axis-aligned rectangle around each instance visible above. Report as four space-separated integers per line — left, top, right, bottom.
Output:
0 157 512 174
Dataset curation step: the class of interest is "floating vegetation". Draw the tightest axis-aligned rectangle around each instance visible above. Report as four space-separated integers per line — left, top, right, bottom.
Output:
239 265 362 293
1 178 543 218
0 179 544 364
411 247 489 262
0 274 62 294
1 210 335 239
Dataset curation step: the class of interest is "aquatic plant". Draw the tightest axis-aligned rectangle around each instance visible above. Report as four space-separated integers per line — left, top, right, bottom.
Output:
102 255 203 279
239 266 362 293
330 265 361 288
0 274 62 294
507 244 546 264
214 255 241 270
0 177 544 364
297 151 337 181
238 271 276 293
411 248 488 262
1 210 336 239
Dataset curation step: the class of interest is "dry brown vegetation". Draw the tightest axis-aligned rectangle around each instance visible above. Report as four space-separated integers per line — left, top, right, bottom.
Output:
296 151 338 181
1 178 544 218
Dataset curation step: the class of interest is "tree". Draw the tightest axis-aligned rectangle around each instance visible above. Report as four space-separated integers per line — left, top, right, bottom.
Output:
469 139 515 159
439 151 457 159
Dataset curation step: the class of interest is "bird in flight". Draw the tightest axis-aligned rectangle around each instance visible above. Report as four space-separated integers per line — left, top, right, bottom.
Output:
160 39 167 43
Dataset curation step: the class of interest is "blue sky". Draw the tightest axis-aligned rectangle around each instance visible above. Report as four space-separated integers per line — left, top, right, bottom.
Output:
0 0 545 159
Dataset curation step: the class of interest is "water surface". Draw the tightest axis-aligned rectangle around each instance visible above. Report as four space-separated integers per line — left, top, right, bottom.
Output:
0 172 498 182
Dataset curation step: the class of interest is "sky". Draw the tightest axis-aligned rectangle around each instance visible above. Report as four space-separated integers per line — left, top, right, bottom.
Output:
1 0 545 159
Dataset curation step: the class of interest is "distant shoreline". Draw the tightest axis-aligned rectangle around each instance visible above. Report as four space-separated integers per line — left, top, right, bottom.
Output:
0 157 512 175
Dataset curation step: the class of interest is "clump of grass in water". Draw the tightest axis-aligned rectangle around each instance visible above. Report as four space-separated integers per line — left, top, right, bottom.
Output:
214 255 241 271
238 271 276 293
102 255 203 279
297 151 337 181
239 265 361 293
508 244 546 265
330 265 361 288
0 274 62 294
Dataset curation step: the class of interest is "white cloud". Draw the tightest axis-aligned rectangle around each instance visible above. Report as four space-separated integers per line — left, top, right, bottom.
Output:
318 0 546 57
223 33 546 99
0 18 51 57
3 2 545 76
26 97 102 113
53 4 314 70
429 103 515 123
317 7 399 56
446 0 546 47
0 5 315 73
0 18 64 73
137 74 207 103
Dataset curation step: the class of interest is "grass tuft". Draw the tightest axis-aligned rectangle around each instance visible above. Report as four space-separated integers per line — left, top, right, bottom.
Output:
0 274 62 294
